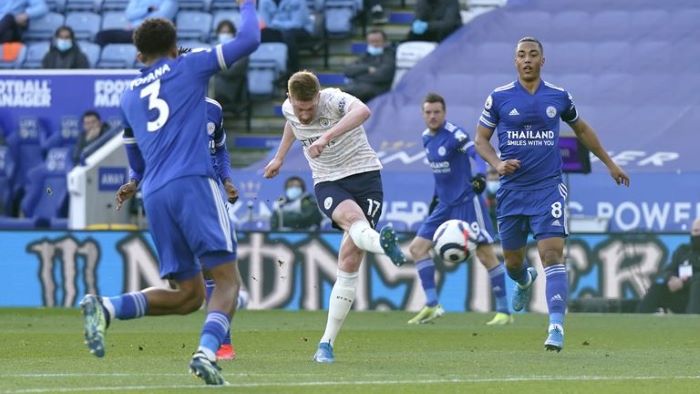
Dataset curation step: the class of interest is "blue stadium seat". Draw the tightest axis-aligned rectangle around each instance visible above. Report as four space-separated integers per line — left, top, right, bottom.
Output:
5 118 47 205
546 42 592 74
19 150 70 227
22 42 50 68
65 12 101 41
247 43 288 96
100 11 128 30
593 41 631 73
211 10 241 40
179 0 211 11
550 10 590 41
0 44 26 69
473 42 513 73
176 11 213 42
65 0 101 12
23 12 65 42
210 0 238 10
46 0 67 13
324 0 357 37
97 44 137 68
0 146 16 216
101 0 128 11
78 41 101 67
590 10 631 41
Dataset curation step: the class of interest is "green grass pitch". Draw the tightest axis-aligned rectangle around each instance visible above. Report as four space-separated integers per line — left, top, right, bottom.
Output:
1 309 699 393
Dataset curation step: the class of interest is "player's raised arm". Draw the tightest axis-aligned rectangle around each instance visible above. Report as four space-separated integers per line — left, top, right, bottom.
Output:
569 117 630 186
264 121 296 178
308 99 371 158
185 0 260 81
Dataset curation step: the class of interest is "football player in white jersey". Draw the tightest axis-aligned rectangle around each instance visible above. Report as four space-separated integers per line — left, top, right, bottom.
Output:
264 70 407 363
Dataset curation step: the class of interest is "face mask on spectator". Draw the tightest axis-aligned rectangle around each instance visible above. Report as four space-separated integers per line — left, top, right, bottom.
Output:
367 45 384 56
218 33 234 44
691 235 700 252
285 186 303 201
486 180 500 194
56 39 72 52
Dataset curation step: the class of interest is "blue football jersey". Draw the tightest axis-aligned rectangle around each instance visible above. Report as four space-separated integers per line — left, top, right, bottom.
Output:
423 121 485 205
479 79 578 190
120 0 258 195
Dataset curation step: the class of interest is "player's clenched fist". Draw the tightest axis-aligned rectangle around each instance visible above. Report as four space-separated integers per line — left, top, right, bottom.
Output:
496 159 521 176
263 157 283 178
223 179 239 203
308 135 329 159
115 180 138 210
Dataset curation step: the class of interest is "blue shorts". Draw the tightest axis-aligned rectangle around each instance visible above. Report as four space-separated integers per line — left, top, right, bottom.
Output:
314 170 383 229
496 182 568 250
144 176 237 281
417 194 495 245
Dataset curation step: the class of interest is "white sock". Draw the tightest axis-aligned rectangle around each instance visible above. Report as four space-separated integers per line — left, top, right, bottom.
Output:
348 220 383 254
101 297 115 321
196 346 216 362
320 270 359 346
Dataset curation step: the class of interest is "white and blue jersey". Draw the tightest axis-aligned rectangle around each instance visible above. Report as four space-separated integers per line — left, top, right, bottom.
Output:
417 121 494 244
479 79 578 190
120 0 259 279
478 79 578 249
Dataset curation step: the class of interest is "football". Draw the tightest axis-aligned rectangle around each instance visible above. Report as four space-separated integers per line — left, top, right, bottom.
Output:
432 219 473 264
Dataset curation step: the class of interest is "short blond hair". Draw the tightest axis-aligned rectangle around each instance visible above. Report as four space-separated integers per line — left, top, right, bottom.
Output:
288 70 320 101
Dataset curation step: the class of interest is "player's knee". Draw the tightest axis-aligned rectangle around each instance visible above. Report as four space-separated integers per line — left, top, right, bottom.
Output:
178 285 205 314
540 249 564 266
409 243 430 261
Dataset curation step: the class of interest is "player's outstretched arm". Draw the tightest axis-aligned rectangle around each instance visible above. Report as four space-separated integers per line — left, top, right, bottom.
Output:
264 121 295 178
474 124 520 176
308 100 371 158
570 118 630 186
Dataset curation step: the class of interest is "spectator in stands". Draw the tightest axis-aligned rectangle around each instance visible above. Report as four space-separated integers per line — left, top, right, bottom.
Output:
406 0 461 43
343 29 395 102
42 26 89 69
259 0 313 77
270 176 322 231
367 0 387 24
72 110 109 164
95 0 177 46
211 20 249 115
638 218 700 314
0 0 48 43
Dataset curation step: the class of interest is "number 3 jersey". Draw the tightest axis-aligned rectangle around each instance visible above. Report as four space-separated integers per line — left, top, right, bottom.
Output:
478 79 578 191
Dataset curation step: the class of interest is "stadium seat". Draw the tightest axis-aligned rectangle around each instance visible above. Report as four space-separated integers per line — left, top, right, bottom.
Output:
324 0 357 37
96 44 137 68
23 12 64 42
473 42 513 74
593 41 631 73
78 41 101 67
0 43 26 69
46 0 67 13
65 12 101 41
210 0 238 10
176 11 213 42
65 0 101 12
22 42 50 69
547 42 592 74
5 119 46 207
590 10 631 41
101 0 128 11
550 11 590 42
178 0 211 11
100 11 128 30
391 41 437 88
0 146 16 216
247 43 288 96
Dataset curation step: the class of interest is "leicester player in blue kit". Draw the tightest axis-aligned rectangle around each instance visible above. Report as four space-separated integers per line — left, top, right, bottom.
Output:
115 94 246 361
407 93 512 326
475 37 629 351
79 0 260 385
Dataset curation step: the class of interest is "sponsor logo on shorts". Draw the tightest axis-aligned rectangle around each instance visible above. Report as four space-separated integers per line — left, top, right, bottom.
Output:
324 196 333 210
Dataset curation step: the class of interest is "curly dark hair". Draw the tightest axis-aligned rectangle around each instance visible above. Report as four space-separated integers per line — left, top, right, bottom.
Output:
132 18 177 59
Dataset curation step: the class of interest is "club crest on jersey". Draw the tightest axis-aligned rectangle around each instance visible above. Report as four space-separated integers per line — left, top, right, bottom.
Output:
438 146 447 156
324 196 333 210
207 122 216 135
320 118 331 127
546 106 557 118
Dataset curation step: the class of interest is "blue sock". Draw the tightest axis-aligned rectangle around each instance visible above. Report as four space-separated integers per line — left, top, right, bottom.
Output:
204 280 232 346
506 263 530 287
199 311 230 356
107 292 147 320
488 263 509 314
544 264 568 326
416 258 438 307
